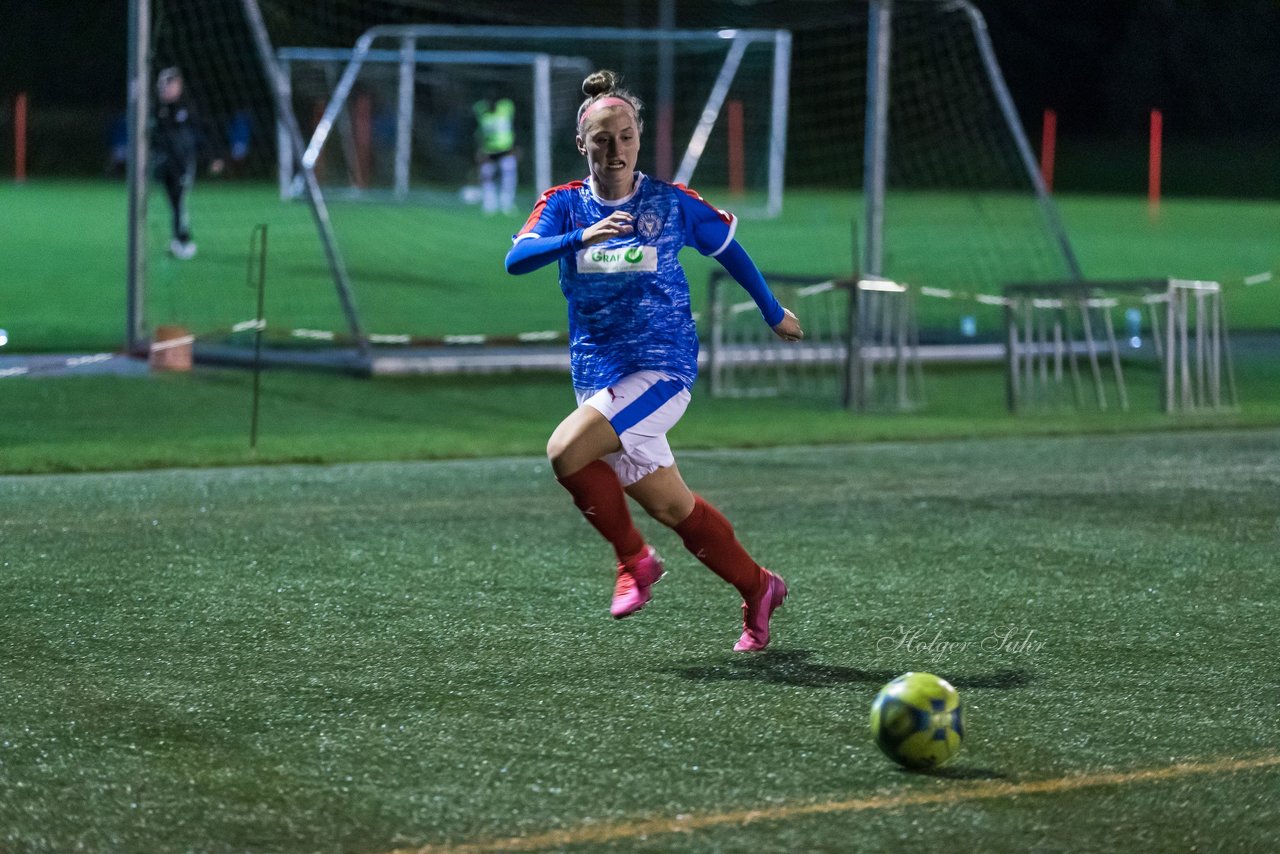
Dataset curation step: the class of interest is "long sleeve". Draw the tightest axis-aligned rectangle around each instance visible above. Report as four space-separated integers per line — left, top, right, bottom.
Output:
505 229 585 275
714 240 785 327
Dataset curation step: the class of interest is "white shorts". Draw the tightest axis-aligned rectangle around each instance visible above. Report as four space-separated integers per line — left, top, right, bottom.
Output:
577 370 692 486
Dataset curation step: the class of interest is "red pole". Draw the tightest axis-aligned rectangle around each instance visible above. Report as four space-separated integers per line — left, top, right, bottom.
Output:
1039 108 1056 191
1148 108 1163 217
354 92 372 189
727 99 744 196
656 104 674 181
14 92 28 183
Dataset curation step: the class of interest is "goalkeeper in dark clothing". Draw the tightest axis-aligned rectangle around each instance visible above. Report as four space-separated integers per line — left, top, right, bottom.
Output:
153 67 223 260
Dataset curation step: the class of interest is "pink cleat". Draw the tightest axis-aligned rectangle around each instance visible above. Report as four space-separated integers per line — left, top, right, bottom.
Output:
733 570 788 652
611 546 665 619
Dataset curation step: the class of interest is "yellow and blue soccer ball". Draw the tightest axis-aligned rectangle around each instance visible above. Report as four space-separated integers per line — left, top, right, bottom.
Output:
870 672 965 769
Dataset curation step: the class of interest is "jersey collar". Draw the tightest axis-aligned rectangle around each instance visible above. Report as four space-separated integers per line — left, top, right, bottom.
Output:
587 172 645 207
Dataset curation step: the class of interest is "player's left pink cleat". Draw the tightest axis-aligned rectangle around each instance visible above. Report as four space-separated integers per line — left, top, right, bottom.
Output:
733 570 787 652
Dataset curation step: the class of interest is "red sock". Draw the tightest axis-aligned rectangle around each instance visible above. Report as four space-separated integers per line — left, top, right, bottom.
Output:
556 460 646 563
674 495 766 597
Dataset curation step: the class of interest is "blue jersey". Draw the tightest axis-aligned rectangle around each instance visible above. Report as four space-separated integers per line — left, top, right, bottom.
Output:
513 173 737 391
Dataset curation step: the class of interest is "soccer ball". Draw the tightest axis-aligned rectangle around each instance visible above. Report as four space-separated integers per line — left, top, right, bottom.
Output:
870 672 965 769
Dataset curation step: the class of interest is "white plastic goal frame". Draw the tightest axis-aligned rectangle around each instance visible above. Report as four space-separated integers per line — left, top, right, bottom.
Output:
295 24 791 217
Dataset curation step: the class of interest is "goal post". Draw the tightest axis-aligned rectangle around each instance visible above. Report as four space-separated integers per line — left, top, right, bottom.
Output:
238 0 368 353
124 0 149 352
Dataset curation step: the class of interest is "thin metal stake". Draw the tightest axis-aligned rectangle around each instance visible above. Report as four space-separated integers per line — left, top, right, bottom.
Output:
248 224 269 449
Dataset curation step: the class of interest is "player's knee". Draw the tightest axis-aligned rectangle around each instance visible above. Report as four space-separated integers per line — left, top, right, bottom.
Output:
546 434 566 465
546 433 583 476
643 498 690 528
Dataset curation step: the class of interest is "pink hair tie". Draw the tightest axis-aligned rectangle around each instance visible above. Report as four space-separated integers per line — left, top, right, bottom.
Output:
578 96 634 130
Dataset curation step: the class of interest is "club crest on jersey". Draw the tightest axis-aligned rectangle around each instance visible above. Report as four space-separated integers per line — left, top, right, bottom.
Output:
636 210 663 241
576 244 658 273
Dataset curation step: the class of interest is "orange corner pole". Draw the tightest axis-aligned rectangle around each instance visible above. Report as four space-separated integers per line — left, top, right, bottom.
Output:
1148 108 1163 217
15 92 28 183
353 92 372 190
727 99 745 196
655 105 674 181
1039 108 1056 192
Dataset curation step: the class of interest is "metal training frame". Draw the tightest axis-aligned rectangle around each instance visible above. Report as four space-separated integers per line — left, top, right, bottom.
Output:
1003 279 1237 414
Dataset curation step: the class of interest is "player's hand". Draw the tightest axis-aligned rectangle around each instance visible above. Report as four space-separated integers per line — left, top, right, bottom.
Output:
580 211 634 247
210 159 226 176
772 307 804 342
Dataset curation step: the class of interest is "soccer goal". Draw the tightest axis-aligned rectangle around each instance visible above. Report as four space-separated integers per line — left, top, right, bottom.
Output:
274 24 789 216
124 0 790 365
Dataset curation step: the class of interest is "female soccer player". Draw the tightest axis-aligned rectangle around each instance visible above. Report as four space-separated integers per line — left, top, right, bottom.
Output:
505 70 803 652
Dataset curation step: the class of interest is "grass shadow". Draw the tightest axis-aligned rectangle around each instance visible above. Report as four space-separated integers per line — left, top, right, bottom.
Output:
669 649 1034 691
669 649 898 687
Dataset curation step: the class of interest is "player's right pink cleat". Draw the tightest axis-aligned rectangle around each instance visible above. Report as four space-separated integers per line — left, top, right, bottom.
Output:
611 545 665 619
733 570 787 652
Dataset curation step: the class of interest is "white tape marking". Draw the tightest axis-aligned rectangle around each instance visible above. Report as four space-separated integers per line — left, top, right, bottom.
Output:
150 335 195 352
517 331 560 342
796 281 835 297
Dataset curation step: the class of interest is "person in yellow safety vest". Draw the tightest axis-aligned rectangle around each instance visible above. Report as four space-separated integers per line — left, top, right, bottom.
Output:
474 97 518 215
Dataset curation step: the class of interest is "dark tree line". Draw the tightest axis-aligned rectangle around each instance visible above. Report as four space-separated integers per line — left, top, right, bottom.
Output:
5 0 1277 137
978 0 1280 136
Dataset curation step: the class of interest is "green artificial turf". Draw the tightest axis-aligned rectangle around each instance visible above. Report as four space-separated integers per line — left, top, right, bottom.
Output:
2 355 1279 475
0 181 1276 352
2 429 1277 851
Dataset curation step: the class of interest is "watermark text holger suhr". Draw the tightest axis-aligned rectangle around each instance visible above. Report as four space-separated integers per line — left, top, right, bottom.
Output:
878 625 1047 659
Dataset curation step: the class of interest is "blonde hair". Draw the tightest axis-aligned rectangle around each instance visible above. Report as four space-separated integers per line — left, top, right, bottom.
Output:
575 70 644 133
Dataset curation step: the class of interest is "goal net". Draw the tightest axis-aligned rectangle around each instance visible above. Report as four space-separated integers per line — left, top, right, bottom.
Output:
130 1 789 363
705 0 1081 405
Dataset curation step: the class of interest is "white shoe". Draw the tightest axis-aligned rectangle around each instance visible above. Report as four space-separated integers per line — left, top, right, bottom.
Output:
169 238 197 260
